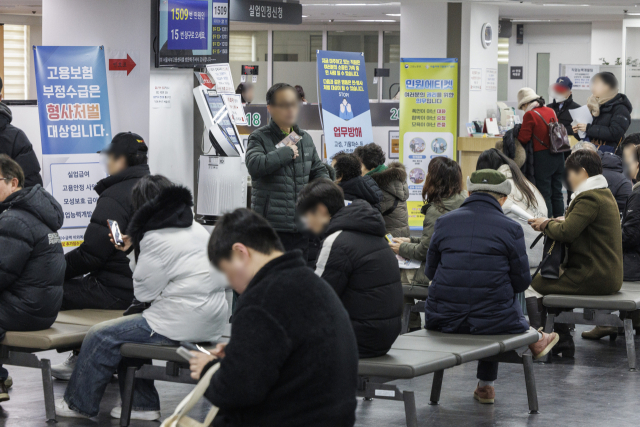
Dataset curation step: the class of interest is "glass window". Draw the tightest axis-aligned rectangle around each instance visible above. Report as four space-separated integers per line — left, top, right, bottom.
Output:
327 31 378 99
383 31 400 100
3 24 29 100
229 31 268 104
273 31 322 103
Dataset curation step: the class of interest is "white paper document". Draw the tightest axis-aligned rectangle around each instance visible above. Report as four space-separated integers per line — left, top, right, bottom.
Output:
396 255 422 270
569 105 593 139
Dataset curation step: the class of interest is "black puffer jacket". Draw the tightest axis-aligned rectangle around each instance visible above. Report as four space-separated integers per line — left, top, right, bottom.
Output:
315 199 403 358
64 164 150 300
338 175 383 211
622 182 640 281
0 103 42 188
369 162 410 237
599 151 632 214
246 120 328 232
549 95 581 137
587 94 633 148
0 185 64 333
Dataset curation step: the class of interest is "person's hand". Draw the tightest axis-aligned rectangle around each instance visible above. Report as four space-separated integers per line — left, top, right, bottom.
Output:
189 351 216 381
290 145 299 159
528 218 548 232
388 239 402 254
394 237 411 243
555 216 565 222
211 343 227 359
572 123 587 133
109 231 132 252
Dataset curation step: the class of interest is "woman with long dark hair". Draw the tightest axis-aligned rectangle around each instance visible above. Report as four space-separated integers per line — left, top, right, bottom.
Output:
388 156 466 330
477 148 547 267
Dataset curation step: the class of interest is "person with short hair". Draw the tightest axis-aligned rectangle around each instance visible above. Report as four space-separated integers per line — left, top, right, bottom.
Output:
294 85 307 103
245 83 328 261
297 178 402 357
353 143 409 237
331 151 382 211
548 76 581 137
424 169 558 404
235 82 254 105
187 208 358 427
0 155 65 401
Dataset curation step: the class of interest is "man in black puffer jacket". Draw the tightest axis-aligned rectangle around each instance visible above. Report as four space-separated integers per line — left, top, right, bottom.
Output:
0 100 43 188
298 179 402 358
0 155 64 400
332 152 383 211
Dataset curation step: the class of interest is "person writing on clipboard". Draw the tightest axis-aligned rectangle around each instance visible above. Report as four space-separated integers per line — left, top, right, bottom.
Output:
245 83 328 262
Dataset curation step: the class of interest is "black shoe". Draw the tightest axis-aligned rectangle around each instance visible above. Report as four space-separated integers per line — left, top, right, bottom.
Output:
0 380 9 402
552 337 575 358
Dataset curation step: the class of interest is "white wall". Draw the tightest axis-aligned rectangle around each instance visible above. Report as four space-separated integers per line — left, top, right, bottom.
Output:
591 21 622 65
400 0 447 58
0 14 42 99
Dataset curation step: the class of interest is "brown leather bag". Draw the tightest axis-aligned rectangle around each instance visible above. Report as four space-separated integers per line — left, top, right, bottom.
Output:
532 110 571 154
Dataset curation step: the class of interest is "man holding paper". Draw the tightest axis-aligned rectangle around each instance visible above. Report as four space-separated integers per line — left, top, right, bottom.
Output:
245 83 328 261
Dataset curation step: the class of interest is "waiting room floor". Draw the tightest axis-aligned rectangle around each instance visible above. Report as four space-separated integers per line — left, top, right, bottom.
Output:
1 324 638 426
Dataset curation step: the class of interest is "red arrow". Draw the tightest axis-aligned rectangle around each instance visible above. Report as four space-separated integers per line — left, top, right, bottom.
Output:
109 54 136 76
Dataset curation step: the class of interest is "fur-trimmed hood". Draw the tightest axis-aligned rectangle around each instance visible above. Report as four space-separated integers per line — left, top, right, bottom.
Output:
127 185 194 249
370 162 408 199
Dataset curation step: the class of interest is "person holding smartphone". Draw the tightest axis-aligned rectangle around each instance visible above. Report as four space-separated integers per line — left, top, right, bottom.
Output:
56 175 228 421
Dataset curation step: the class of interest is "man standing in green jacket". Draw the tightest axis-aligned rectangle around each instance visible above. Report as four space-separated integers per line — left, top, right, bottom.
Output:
245 83 328 260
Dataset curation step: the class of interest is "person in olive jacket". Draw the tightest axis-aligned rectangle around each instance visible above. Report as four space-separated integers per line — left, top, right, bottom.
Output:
245 83 328 261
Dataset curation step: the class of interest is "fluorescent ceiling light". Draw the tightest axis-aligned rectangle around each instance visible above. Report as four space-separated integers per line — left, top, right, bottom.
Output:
302 15 309 17
354 19 396 22
626 12 640 15
511 19 556 22
542 3 590 6
304 3 400 6
385 13 401 16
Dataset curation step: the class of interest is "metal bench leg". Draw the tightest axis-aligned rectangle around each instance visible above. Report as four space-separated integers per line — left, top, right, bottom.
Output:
624 318 637 372
401 303 412 334
403 391 418 427
429 369 444 405
120 366 137 427
522 353 539 414
40 358 56 422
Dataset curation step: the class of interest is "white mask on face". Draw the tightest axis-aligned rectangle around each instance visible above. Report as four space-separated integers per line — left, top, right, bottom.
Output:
550 90 568 103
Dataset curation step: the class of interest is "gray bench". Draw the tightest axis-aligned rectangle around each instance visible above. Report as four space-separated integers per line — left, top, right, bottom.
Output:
542 282 640 370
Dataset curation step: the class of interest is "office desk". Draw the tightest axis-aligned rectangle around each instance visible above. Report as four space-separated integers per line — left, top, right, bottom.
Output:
458 137 502 187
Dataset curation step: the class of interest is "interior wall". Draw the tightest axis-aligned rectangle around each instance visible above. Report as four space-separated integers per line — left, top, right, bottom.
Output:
0 14 42 99
591 21 622 66
400 0 447 58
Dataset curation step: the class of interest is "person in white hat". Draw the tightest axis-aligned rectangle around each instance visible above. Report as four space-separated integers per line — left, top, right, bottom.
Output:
516 87 565 218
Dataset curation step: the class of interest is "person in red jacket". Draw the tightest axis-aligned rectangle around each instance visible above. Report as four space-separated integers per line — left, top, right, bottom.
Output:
517 87 565 218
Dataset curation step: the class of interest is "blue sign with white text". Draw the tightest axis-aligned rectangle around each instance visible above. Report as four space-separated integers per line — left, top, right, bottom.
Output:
34 46 112 155
317 50 374 159
168 0 208 50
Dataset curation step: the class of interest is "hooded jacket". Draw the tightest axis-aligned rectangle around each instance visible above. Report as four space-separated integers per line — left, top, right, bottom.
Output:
338 175 383 212
598 151 632 214
548 94 581 137
315 200 403 358
369 162 410 237
0 103 42 188
622 182 640 281
587 93 633 148
0 185 64 333
127 186 227 342
64 164 150 300
425 193 530 335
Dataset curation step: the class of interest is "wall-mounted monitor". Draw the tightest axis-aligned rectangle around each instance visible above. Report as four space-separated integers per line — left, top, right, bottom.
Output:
156 0 229 68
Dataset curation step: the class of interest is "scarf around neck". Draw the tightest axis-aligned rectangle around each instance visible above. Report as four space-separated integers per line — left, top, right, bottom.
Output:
570 174 608 202
587 90 618 117
366 164 388 176
525 101 540 112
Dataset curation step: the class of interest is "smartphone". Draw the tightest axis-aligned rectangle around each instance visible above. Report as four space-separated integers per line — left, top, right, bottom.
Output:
180 341 211 355
385 233 395 243
107 219 124 246
176 346 195 362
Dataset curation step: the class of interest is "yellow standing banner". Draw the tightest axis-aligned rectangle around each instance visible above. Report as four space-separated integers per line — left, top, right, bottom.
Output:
399 58 458 228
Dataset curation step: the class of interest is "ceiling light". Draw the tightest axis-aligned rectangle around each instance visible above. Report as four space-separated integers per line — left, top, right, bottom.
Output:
302 15 309 17
542 3 590 6
385 13 401 16
626 12 640 15
355 19 396 22
510 19 556 22
304 3 400 6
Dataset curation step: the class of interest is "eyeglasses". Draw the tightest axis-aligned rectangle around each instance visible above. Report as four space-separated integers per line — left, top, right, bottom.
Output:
0 177 11 182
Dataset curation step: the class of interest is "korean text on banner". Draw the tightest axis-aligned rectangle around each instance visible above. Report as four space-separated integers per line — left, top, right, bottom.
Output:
34 46 111 238
317 50 374 159
399 58 458 228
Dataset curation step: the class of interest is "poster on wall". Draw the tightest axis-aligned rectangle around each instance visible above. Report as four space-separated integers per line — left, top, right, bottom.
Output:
485 68 497 91
564 65 599 90
399 58 458 228
470 68 482 91
316 50 374 159
34 46 111 252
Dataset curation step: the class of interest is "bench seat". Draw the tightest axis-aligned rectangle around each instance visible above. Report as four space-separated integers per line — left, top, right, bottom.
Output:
543 282 640 311
56 309 124 327
121 343 218 364
358 349 457 378
1 323 90 350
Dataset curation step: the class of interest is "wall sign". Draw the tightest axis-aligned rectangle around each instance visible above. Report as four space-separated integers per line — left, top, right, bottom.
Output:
485 68 497 91
510 66 523 80
241 64 259 75
564 65 599 90
470 68 482 91
230 0 302 24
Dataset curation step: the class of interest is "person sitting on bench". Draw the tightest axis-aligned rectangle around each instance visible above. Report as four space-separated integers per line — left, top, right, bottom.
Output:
297 179 403 358
188 208 359 427
55 175 228 421
424 169 558 404
0 155 64 402
332 151 382 211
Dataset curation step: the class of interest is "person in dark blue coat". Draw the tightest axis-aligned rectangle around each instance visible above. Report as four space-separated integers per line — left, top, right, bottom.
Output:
424 169 558 404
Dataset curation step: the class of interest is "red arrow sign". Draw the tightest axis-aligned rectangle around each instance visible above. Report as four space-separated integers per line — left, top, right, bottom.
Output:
109 54 136 76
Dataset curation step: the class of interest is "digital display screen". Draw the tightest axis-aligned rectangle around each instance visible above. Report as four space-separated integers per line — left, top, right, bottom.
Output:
203 91 240 147
156 0 229 68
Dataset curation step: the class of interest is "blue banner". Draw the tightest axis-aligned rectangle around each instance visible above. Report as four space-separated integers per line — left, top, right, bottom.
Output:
34 46 112 155
317 50 374 159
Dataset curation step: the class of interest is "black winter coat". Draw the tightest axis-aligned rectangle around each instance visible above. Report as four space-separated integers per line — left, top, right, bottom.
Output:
338 175 383 211
622 182 640 281
599 151 632 214
0 103 42 188
587 94 633 148
64 164 150 300
0 185 64 333
204 251 358 427
425 193 530 335
548 95 581 137
315 199 403 358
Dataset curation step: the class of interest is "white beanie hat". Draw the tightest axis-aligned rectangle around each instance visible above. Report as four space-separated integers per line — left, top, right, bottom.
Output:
517 87 540 110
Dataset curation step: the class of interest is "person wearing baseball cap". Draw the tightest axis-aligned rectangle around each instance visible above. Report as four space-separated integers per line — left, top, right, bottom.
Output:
548 76 582 138
52 132 150 380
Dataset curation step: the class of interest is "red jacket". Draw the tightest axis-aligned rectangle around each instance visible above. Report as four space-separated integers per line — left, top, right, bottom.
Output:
517 106 558 152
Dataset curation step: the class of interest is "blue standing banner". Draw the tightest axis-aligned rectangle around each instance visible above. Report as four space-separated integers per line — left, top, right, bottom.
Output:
34 46 111 250
316 50 374 159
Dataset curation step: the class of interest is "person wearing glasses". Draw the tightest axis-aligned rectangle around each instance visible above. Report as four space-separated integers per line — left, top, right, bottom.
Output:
245 83 328 261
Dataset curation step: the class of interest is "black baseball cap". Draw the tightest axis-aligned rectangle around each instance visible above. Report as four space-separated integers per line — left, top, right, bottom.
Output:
98 132 148 156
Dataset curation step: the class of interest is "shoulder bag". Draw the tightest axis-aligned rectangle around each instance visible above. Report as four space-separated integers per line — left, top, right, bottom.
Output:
530 232 565 280
532 110 571 154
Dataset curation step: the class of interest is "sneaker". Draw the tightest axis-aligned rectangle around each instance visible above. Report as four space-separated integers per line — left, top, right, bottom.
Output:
4 376 12 389
529 329 560 360
55 398 90 419
473 383 495 404
51 352 78 381
0 380 9 403
110 405 161 421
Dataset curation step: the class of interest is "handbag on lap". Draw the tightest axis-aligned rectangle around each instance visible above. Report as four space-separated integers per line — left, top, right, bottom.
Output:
530 232 565 280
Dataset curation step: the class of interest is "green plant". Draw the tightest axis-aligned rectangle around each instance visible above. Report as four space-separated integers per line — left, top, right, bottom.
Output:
615 57 622 66
627 57 639 67
600 57 610 65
